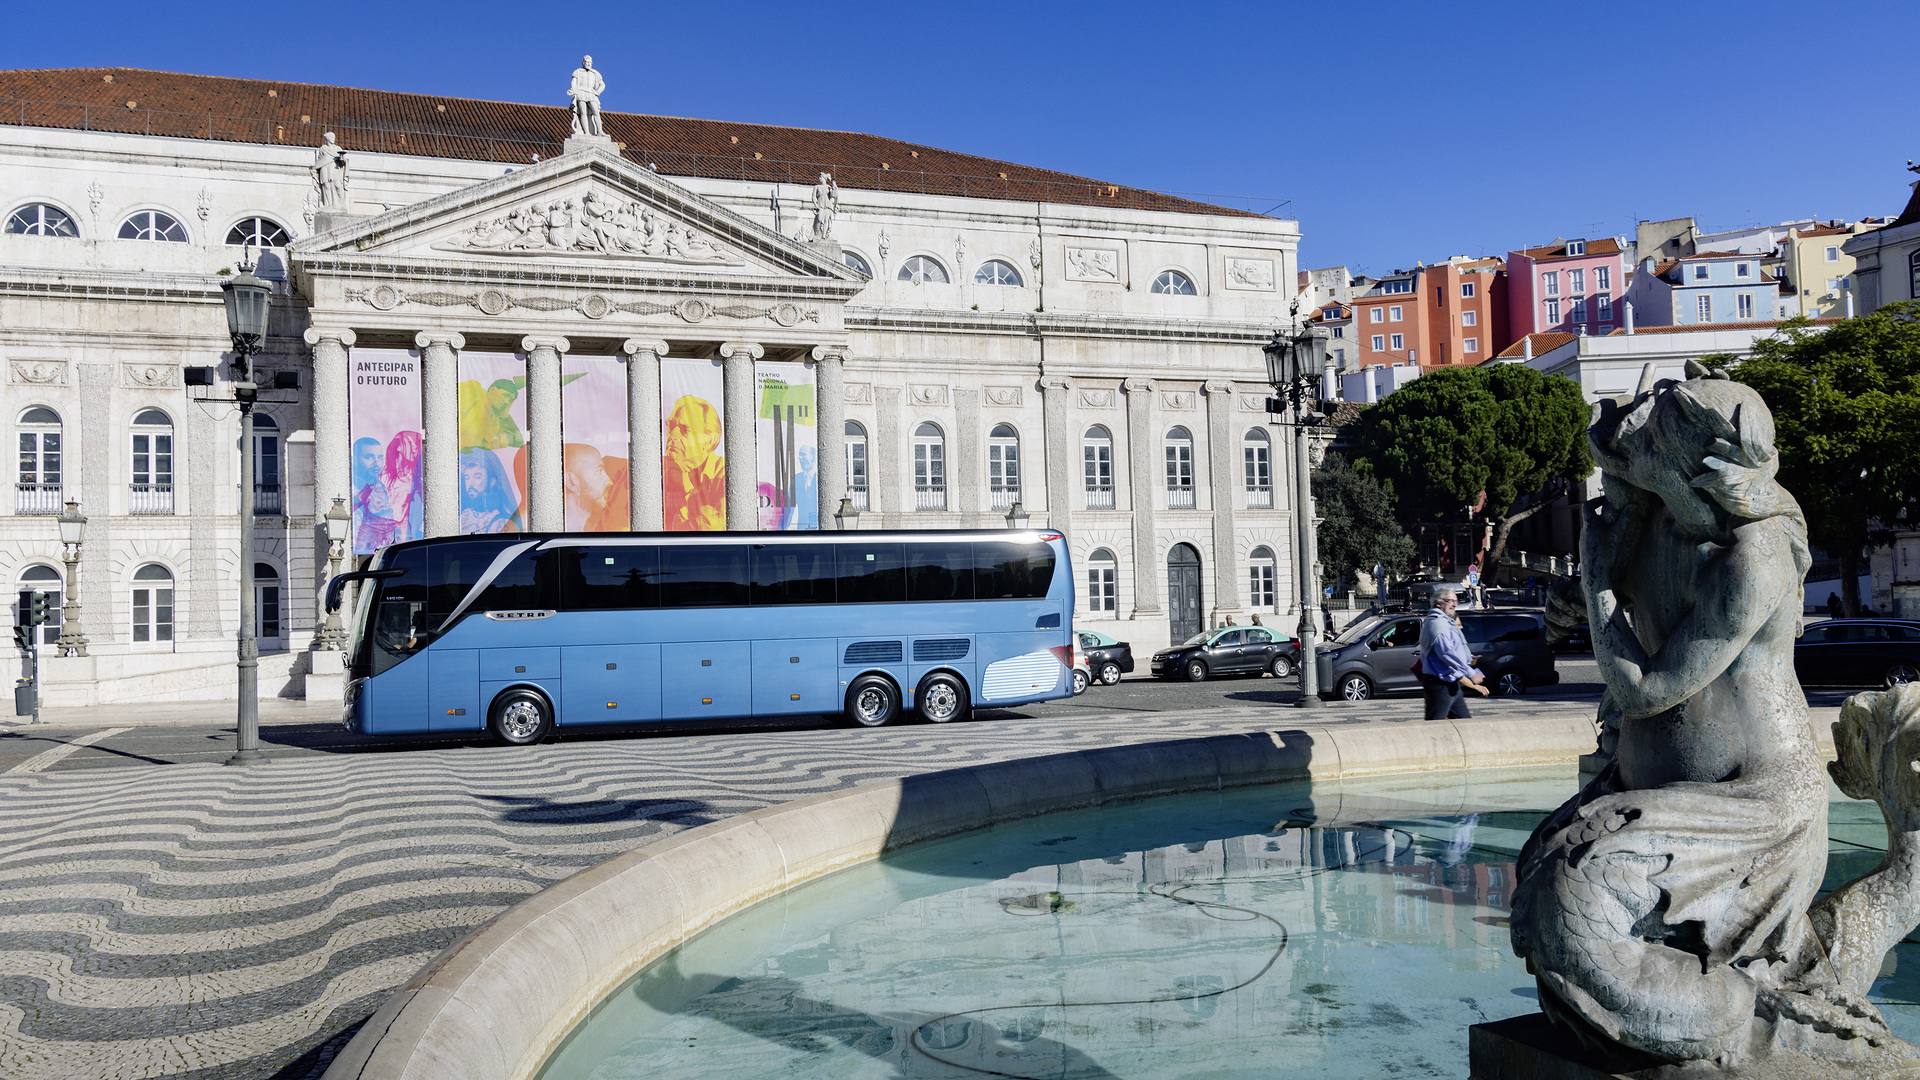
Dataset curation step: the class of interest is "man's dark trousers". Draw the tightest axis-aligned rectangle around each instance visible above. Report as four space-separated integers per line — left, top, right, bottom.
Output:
1422 674 1472 721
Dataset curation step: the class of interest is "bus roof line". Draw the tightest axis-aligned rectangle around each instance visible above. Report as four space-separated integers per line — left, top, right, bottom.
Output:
529 531 1056 548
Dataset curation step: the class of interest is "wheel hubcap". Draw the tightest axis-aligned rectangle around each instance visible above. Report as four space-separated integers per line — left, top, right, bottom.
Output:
1343 680 1368 700
1892 666 1919 686
500 700 542 740
855 687 889 723
1101 664 1119 683
1500 674 1523 694
923 683 958 720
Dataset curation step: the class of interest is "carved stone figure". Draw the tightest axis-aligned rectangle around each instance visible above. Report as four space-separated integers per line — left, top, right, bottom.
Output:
312 133 348 210
1514 362 1920 1074
569 56 605 137
810 172 838 242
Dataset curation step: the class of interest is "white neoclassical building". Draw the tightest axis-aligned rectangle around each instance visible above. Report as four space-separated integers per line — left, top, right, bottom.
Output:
0 66 1303 704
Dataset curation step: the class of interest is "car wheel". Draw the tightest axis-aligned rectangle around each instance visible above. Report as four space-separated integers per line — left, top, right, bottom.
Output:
846 675 900 728
916 672 969 724
1269 654 1294 679
1071 668 1090 695
1338 674 1373 701
489 688 552 746
1887 663 1920 689
1098 662 1122 686
1185 659 1208 682
1495 671 1527 696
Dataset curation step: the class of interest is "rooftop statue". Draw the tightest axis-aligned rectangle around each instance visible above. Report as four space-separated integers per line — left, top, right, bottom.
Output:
569 56 604 138
312 133 348 211
1520 361 1920 1075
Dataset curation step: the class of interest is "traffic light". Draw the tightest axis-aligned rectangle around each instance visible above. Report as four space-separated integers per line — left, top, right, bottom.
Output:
12 625 31 651
26 593 50 627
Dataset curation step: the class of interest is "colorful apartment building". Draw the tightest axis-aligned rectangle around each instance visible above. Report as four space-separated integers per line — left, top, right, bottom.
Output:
1348 256 1507 369
1623 251 1789 326
1506 238 1629 340
1783 220 1883 318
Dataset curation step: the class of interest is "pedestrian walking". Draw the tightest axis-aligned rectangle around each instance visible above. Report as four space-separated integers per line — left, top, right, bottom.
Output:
1416 588 1489 721
1826 592 1842 619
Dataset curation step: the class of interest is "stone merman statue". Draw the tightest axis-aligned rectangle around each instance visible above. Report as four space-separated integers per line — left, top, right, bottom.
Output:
312 133 348 211
569 56 605 137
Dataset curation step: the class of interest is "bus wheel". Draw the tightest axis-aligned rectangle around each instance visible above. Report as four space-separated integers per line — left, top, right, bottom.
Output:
845 675 899 728
491 689 552 746
916 672 969 724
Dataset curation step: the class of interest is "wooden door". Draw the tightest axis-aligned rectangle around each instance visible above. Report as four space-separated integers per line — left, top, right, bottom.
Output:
1168 544 1203 644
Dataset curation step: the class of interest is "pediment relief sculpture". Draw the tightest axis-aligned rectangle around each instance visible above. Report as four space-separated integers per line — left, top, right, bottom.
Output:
436 189 744 266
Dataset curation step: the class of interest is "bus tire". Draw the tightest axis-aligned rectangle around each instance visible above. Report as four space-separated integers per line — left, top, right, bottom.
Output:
845 675 899 728
916 672 969 724
490 688 552 746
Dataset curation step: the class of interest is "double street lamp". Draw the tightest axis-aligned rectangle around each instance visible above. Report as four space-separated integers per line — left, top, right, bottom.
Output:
220 257 273 767
1263 306 1331 709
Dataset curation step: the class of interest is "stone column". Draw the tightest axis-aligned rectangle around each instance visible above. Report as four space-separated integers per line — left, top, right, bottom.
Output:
954 387 983 517
873 386 903 519
1123 378 1161 616
1203 380 1242 622
1040 376 1074 536
718 341 763 531
416 331 464 538
304 325 354 634
811 345 848 529
621 338 669 531
520 335 570 533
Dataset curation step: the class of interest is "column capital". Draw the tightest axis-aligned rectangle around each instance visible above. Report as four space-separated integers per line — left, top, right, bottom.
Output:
1122 377 1157 394
719 341 764 362
303 326 357 347
620 338 671 359
1039 375 1074 392
414 330 466 351
1202 379 1237 395
520 335 572 355
809 343 850 364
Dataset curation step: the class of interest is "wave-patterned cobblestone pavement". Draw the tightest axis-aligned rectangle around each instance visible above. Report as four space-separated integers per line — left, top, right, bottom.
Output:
0 702 1516 1079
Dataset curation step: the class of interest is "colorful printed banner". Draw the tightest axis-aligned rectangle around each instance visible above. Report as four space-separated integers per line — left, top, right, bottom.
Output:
560 356 631 531
348 347 424 555
755 361 817 530
661 357 726 532
456 351 528 535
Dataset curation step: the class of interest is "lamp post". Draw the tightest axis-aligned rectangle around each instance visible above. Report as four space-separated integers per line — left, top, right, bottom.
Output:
317 496 352 649
55 499 87 657
221 255 273 767
834 496 859 531
1263 304 1331 709
1004 500 1029 530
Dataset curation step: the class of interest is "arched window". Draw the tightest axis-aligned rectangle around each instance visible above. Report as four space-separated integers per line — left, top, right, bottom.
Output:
973 260 1023 287
913 422 946 510
988 423 1021 509
1150 269 1197 296
131 408 175 514
1248 545 1278 611
6 203 77 237
226 217 291 247
1086 547 1118 614
898 255 949 285
1910 250 1920 301
843 250 873 277
254 563 283 645
118 211 189 243
16 406 62 514
15 564 63 649
1165 426 1196 509
253 414 282 514
844 420 869 509
131 564 174 645
1243 429 1273 508
1082 426 1114 509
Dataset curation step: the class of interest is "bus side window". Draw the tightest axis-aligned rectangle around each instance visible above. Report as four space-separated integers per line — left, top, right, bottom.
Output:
836 543 905 604
428 539 516 622
660 545 749 608
751 544 835 606
907 542 974 602
564 545 660 609
973 542 1055 599
370 546 430 676
474 548 559 612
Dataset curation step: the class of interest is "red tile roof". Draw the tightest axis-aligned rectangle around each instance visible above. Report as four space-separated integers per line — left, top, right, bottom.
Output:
1515 238 1623 260
1494 332 1577 359
1793 224 1852 238
0 67 1252 218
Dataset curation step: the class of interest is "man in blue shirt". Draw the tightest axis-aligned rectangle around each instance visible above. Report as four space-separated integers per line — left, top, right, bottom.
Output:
1418 589 1489 721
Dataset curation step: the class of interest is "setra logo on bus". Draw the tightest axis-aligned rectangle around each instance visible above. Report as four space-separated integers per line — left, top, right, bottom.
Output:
484 610 556 622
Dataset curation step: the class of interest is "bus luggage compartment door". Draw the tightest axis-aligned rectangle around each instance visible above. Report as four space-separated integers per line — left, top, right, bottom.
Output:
561 644 662 725
662 641 752 721
429 650 480 732
751 639 837 717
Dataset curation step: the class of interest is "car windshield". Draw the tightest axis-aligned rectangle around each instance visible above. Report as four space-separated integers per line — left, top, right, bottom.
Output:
1332 618 1382 645
1178 630 1219 647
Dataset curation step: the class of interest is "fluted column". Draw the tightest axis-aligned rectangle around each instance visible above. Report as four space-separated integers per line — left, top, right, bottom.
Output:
811 345 847 530
520 335 570 533
304 326 355 636
1123 377 1160 616
719 341 763 531
621 338 669 531
416 331 465 537
1040 376 1074 536
1203 379 1242 622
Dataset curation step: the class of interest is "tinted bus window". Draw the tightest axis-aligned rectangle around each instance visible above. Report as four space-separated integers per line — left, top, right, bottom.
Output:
974 541 1054 599
428 539 516 620
836 543 905 604
369 546 430 676
563 545 660 610
474 548 559 612
660 545 749 608
752 544 835 606
907 542 973 602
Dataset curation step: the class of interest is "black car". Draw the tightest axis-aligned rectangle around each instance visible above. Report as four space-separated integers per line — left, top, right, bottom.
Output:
1794 619 1920 688
1077 631 1135 686
1151 626 1301 682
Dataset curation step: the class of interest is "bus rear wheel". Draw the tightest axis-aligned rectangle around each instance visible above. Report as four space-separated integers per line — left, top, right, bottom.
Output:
846 675 900 728
490 688 552 746
916 672 969 724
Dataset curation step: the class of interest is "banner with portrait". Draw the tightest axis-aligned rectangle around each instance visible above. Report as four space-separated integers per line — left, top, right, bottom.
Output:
455 351 528 536
347 347 424 555
660 357 726 532
755 361 817 530
560 356 630 531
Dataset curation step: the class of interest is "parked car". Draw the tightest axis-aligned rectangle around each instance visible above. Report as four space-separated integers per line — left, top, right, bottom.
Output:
1794 619 1920 688
1077 630 1135 686
1150 626 1301 682
1317 610 1558 701
1071 638 1090 695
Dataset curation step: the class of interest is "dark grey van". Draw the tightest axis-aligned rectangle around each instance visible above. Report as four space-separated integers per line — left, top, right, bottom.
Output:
1317 610 1558 701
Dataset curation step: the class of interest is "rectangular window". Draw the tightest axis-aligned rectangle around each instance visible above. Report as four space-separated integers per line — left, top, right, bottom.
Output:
1597 294 1611 321
751 544 837 606
906 542 973 601
1388 305 1403 321
1693 263 1710 281
1083 440 1113 508
1543 272 1559 296
1371 334 1385 351
1825 246 1840 262
1165 443 1194 493
1463 338 1479 353
1544 298 1560 323
132 586 174 643
1370 307 1385 323
563 545 662 610
835 543 906 604
845 440 868 508
1736 262 1751 278
1249 564 1275 609
1333 348 1345 364
1461 282 1476 298
658 545 750 608
1571 298 1586 323
1461 310 1477 327
973 542 1054 600
1827 278 1842 291
1389 333 1404 350
1737 292 1754 319
1697 294 1713 321
1086 566 1116 612
1331 326 1343 338
1596 266 1611 290
1569 268 1584 293
1243 443 1271 493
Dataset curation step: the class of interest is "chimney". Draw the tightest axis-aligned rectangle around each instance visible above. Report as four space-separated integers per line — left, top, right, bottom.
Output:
1522 335 1533 361
1625 300 1636 335
1847 291 1856 318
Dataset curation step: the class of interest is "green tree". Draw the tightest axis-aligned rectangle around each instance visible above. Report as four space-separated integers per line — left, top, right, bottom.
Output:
1351 364 1591 585
1730 304 1920 616
1313 452 1415 589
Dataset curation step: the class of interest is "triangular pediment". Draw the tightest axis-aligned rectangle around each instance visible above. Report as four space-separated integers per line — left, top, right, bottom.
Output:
290 145 862 284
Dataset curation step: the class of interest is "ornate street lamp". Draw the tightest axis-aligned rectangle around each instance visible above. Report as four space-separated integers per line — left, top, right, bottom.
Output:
221 253 273 766
317 497 352 649
1003 500 1029 530
55 499 86 657
834 496 859 531
1263 303 1331 708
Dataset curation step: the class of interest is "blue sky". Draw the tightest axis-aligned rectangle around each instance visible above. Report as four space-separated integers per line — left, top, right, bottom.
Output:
5 0 1916 275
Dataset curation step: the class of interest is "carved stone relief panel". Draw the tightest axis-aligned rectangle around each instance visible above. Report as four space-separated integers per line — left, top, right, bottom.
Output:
1225 257 1277 291
1063 246 1121 283
434 187 745 265
1079 388 1117 408
1239 394 1273 412
343 285 817 325
908 383 950 406
984 385 1023 407
11 360 67 386
844 382 873 405
1160 391 1196 411
121 362 178 388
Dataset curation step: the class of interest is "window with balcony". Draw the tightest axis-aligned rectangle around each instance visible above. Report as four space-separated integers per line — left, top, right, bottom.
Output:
130 408 174 514
16 406 61 514
843 420 869 509
130 564 174 646
1243 429 1273 508
254 563 283 647
1164 427 1195 509
14 565 62 649
253 414 282 515
912 422 946 510
987 423 1021 509
1086 548 1118 613
1082 426 1114 509
1543 272 1559 296
1248 546 1277 610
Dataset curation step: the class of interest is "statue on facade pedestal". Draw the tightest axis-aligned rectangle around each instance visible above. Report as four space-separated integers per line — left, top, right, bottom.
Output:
312 133 348 211
810 172 838 243
569 56 605 138
1509 361 1920 1076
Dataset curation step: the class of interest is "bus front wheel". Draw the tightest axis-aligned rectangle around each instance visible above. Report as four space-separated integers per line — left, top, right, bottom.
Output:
491 688 553 746
916 672 969 724
846 675 900 728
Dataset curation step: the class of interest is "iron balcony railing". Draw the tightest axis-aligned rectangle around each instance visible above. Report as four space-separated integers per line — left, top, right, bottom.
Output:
129 484 174 515
253 484 283 516
914 485 947 511
1085 486 1115 510
15 484 61 515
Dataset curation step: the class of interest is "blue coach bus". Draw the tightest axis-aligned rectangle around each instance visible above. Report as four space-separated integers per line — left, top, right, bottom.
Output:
330 530 1074 744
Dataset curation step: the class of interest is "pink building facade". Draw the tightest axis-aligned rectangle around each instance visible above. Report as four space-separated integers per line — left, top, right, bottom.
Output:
1506 238 1631 341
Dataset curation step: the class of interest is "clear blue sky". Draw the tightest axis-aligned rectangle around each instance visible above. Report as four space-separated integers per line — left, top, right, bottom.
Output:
5 0 1916 275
